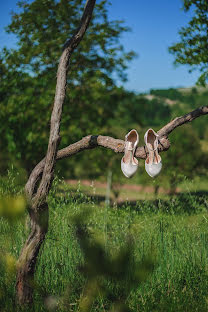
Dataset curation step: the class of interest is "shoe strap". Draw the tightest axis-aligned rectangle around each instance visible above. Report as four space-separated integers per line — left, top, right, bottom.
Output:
147 139 159 152
125 142 134 151
148 146 158 152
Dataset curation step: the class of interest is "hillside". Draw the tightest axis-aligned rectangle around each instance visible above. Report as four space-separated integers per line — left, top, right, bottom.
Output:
142 84 208 106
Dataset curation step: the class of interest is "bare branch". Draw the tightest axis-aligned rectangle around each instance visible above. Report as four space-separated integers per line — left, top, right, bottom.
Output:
158 105 208 137
26 105 208 199
33 0 96 207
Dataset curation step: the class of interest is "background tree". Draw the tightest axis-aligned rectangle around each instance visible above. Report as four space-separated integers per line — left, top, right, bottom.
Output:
0 0 135 175
169 0 208 85
158 126 207 194
133 88 208 195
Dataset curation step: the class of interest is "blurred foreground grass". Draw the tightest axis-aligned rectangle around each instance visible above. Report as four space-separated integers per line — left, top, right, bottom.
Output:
0 174 208 311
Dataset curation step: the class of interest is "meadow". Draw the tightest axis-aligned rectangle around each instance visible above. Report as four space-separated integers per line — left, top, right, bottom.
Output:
0 174 208 311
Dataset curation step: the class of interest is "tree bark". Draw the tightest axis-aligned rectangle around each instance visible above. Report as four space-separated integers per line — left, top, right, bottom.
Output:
16 0 96 304
16 203 48 304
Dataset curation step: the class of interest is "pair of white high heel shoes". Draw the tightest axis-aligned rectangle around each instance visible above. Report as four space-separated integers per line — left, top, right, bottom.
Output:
121 129 162 178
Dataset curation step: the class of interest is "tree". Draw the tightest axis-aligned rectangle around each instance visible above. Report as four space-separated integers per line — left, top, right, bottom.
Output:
0 0 207 306
0 0 135 173
159 126 207 194
169 0 208 85
16 0 97 304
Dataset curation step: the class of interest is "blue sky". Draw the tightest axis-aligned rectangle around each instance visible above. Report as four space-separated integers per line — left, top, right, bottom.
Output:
0 0 199 93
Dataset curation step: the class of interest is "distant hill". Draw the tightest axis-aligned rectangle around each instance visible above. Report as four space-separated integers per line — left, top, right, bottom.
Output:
177 84 208 94
141 85 208 107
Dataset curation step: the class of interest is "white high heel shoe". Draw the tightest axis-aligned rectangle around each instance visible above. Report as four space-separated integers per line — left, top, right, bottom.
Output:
121 129 139 178
144 128 162 178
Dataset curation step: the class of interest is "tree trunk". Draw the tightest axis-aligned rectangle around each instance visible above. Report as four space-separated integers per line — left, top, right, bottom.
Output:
16 203 48 304
15 0 96 305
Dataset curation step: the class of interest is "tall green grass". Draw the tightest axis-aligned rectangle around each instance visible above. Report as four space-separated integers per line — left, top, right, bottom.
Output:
0 175 208 311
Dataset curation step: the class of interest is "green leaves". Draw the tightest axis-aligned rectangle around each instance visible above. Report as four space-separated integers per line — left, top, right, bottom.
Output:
0 0 136 174
0 195 26 220
169 0 208 85
4 0 135 80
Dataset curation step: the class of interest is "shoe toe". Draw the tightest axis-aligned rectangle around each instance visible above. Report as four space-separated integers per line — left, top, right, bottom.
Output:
121 158 138 178
145 162 162 178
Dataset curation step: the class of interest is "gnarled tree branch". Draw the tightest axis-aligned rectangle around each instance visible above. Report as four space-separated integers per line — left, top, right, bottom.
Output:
33 0 96 208
25 105 208 199
17 0 96 304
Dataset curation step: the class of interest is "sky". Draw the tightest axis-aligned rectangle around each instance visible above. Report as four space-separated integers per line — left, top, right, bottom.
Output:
0 0 199 93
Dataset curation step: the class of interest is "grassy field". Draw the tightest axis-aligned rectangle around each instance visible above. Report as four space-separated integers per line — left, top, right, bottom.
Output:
0 176 208 311
65 175 208 203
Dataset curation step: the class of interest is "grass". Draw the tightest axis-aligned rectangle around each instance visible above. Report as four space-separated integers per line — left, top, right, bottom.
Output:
0 175 208 311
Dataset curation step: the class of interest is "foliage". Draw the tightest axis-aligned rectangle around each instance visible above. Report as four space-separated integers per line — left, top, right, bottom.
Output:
169 0 208 85
0 0 136 172
161 125 207 192
174 89 208 140
155 87 208 141
150 88 184 101
0 0 207 188
141 125 208 194
0 191 26 311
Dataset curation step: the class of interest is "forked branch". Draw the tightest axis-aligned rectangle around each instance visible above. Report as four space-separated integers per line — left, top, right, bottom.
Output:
33 0 96 207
